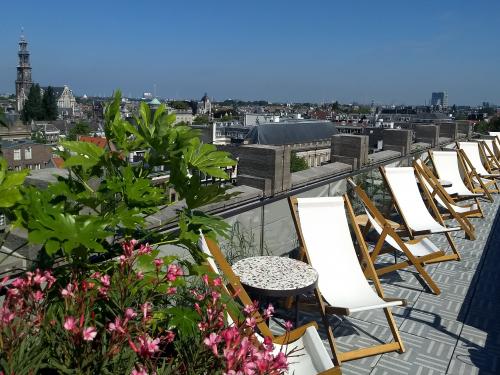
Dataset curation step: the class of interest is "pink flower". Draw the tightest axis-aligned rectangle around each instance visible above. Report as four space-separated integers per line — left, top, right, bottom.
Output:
204 332 221 356
131 367 148 375
98 286 109 298
213 277 222 287
284 321 293 331
263 304 274 319
32 290 44 302
202 274 209 285
141 302 151 320
122 239 137 257
0 307 15 324
137 335 160 357
63 316 77 331
136 271 144 280
11 278 25 288
0 275 9 287
100 274 111 287
167 287 177 295
61 283 76 298
44 270 56 288
243 302 258 316
108 317 126 334
89 272 101 279
125 308 137 320
153 258 164 269
82 326 97 341
165 330 175 343
245 317 257 328
33 269 46 285
166 264 183 281
138 243 152 255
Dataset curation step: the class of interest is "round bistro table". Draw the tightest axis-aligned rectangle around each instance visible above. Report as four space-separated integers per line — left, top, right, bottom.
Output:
232 256 318 326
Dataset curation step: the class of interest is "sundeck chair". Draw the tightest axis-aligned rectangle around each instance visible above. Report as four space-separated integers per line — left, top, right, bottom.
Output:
198 235 340 375
413 159 481 232
457 141 500 178
347 178 446 295
429 150 491 202
480 139 500 171
489 131 500 145
289 195 405 365
380 166 462 261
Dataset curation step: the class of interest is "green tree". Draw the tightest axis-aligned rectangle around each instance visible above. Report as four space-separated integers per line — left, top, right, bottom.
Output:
42 86 58 120
21 84 44 123
68 121 90 140
0 106 6 127
193 114 210 125
169 100 190 110
290 152 309 172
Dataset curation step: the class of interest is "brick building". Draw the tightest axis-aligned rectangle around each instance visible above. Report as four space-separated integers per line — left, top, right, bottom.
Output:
0 140 53 171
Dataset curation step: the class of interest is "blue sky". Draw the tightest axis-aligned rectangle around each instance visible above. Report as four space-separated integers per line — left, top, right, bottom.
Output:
0 0 499 105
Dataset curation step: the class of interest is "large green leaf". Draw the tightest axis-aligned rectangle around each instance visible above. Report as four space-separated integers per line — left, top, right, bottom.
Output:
0 158 28 207
60 140 105 170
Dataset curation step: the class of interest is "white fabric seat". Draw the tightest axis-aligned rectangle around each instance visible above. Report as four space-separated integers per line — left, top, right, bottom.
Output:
363 208 440 257
198 235 334 375
414 160 478 215
431 151 482 198
382 167 461 235
296 197 402 313
458 142 499 177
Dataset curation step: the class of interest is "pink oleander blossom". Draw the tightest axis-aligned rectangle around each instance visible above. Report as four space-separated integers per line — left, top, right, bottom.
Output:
166 264 183 281
108 317 126 334
204 332 221 356
153 258 164 269
138 243 152 255
63 316 77 331
125 308 137 320
82 326 97 341
131 367 148 375
61 283 76 298
137 335 160 358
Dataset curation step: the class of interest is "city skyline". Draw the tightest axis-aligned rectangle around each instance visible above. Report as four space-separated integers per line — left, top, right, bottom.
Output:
0 0 499 105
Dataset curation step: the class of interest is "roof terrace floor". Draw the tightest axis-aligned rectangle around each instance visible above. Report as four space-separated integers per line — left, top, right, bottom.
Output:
275 195 500 374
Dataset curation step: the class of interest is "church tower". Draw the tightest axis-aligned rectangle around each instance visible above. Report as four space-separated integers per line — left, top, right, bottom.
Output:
16 30 33 112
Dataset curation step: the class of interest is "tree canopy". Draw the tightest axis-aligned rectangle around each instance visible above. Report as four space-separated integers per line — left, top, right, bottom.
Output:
22 85 59 123
68 121 91 140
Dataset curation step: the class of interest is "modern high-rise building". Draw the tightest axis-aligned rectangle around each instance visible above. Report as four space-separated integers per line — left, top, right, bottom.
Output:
15 31 33 112
431 91 448 109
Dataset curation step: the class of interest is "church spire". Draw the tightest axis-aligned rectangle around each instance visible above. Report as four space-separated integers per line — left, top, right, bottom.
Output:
16 29 33 112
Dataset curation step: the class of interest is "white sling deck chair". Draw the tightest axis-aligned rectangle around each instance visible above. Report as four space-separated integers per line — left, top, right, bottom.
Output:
198 235 341 375
413 159 481 234
457 141 500 179
455 143 499 197
347 178 446 295
480 139 500 171
380 166 462 262
429 150 491 202
289 195 405 365
489 132 500 145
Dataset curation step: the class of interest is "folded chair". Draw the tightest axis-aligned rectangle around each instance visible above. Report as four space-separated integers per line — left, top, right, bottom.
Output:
289 195 405 365
413 159 482 230
347 178 446 295
379 166 462 262
198 235 340 375
429 150 492 203
457 141 500 178
480 139 500 171
456 142 499 199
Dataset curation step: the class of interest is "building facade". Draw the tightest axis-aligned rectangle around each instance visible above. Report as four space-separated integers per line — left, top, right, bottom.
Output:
431 91 448 108
15 32 33 112
196 93 212 115
0 140 52 171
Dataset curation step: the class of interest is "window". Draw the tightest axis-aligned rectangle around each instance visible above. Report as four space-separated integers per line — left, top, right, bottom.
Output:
25 147 32 160
13 149 21 160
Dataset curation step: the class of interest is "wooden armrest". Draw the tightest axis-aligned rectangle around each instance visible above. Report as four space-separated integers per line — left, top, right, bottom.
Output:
273 321 318 345
384 297 407 307
318 367 343 375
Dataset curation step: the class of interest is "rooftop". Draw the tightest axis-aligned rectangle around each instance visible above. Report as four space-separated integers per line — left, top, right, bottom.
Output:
273 195 500 375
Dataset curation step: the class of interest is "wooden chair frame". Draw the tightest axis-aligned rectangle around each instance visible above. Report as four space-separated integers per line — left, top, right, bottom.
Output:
480 140 500 172
413 159 481 234
348 178 446 295
202 237 342 375
428 149 487 204
288 195 405 366
379 166 461 263
457 148 498 200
